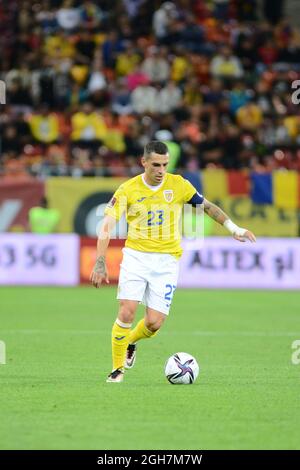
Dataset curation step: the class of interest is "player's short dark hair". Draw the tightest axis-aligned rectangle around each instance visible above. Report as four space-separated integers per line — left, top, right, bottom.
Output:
143 141 168 159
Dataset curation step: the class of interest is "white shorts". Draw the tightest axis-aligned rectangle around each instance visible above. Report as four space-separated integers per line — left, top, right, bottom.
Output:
117 248 179 315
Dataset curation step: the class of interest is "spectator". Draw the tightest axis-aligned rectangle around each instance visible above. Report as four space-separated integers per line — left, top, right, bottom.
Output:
131 82 158 114
171 48 191 82
56 0 81 32
2 153 29 180
111 79 133 115
29 197 61 234
126 63 149 91
158 80 182 114
28 104 60 144
102 30 124 69
177 14 205 53
1 125 23 154
87 62 107 95
141 46 170 83
75 29 96 62
115 43 141 77
79 0 103 30
7 78 33 112
236 38 257 72
210 46 244 80
236 101 263 131
71 102 107 146
152 2 177 41
229 81 251 115
258 39 279 65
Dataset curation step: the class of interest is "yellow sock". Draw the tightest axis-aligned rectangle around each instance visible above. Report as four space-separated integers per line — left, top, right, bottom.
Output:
128 318 158 344
111 319 132 371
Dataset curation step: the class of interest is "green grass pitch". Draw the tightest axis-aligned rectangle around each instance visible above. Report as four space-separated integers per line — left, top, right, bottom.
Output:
0 286 300 450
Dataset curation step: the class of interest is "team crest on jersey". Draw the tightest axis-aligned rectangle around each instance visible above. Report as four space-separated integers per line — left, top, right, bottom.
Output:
107 196 116 208
163 190 173 202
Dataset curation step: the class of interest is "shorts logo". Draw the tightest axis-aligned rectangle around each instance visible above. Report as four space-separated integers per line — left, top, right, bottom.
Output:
137 197 147 202
163 190 173 202
107 196 116 208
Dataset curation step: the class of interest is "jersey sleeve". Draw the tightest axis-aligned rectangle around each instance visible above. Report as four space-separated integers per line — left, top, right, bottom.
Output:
104 184 127 220
182 178 204 204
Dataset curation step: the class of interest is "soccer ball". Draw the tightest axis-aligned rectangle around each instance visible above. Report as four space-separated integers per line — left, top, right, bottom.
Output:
165 352 199 384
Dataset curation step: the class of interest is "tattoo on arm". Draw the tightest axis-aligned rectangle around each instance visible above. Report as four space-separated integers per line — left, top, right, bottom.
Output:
94 256 106 275
204 199 228 225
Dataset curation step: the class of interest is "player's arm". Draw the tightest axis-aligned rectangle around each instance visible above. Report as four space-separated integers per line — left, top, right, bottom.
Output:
90 185 127 287
203 198 256 243
90 215 117 288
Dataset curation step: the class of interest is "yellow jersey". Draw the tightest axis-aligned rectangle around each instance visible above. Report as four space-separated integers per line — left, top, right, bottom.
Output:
104 173 201 258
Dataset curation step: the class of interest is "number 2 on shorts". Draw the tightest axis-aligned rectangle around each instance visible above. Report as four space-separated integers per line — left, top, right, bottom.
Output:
164 284 176 304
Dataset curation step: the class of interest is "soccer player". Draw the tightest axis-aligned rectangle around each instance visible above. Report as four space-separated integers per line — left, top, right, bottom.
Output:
90 141 256 382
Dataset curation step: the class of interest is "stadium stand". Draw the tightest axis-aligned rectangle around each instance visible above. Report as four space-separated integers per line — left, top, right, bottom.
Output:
1 0 300 179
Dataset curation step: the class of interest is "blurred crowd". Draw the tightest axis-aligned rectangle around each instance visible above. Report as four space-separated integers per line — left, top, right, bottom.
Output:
1 0 300 179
